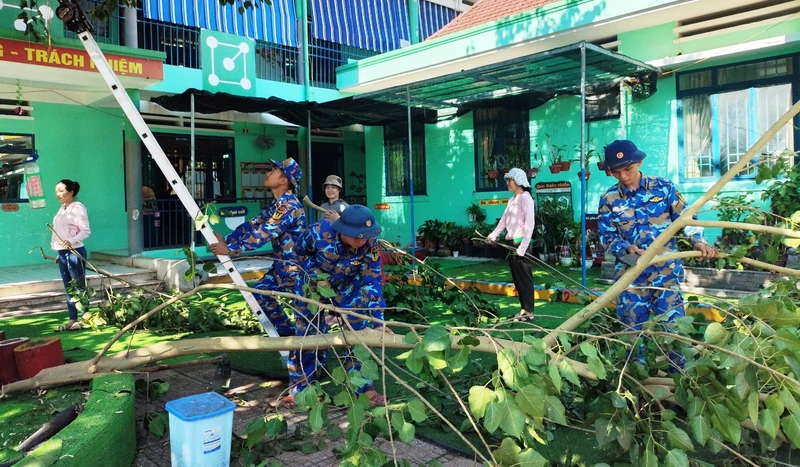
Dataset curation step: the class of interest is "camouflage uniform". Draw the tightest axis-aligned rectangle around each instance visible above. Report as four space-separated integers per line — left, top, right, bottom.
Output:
287 219 385 395
225 191 306 336
598 175 705 331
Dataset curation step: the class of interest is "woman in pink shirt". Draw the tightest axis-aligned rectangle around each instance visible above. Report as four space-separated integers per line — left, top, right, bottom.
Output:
487 168 536 321
52 179 91 332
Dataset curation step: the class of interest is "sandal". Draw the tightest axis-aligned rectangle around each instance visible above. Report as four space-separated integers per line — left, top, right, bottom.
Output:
280 394 296 409
364 389 388 406
512 310 535 322
55 321 82 332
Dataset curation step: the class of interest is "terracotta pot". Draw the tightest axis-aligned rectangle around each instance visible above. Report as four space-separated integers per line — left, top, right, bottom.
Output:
488 170 499 180
526 168 540 178
596 161 604 170
560 161 573 171
577 170 591 181
548 164 562 174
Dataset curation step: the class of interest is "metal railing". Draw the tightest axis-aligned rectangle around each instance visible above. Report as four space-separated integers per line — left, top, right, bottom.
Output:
138 17 201 69
309 38 377 88
64 0 123 45
142 197 269 251
254 40 300 83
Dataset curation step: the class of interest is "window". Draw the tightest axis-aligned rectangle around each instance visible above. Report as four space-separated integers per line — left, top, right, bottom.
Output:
0 133 35 203
474 107 529 191
677 55 796 180
384 122 427 196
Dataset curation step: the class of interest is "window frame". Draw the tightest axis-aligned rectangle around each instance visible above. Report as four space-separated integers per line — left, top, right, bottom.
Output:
676 53 799 182
473 107 530 192
383 121 427 197
0 132 36 204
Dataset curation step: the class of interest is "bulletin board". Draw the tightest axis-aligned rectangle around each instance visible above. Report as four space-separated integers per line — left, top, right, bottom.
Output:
240 162 273 204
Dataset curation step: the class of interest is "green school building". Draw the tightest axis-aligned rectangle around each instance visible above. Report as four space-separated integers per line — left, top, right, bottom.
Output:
0 0 797 268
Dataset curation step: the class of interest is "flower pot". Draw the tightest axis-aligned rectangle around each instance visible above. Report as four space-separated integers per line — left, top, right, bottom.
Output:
548 164 562 174
583 258 593 270
596 161 604 171
416 236 425 249
453 251 460 257
577 170 591 181
488 170 499 180
560 161 573 171
526 168 540 178
559 256 573 267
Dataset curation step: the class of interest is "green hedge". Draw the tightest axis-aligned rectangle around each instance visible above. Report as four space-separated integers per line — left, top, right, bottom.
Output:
14 374 136 467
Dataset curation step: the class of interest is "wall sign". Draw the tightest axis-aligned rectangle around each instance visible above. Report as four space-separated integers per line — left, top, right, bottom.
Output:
374 203 390 210
535 181 573 216
1 204 19 212
479 199 509 206
201 30 256 96
0 38 163 79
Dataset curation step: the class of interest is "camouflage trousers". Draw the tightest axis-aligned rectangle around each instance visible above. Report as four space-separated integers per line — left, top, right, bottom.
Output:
252 269 301 337
287 287 376 395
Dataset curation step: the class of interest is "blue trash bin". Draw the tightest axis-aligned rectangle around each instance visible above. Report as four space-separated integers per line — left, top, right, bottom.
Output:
165 392 236 467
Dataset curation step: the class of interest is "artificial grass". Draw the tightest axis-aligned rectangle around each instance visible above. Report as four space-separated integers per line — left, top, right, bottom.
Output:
0 383 88 463
16 375 136 467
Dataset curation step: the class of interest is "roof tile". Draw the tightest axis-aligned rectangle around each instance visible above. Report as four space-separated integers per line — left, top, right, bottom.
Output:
428 0 560 40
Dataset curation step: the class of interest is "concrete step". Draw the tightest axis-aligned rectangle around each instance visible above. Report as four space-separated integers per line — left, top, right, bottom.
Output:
0 276 162 316
0 270 158 299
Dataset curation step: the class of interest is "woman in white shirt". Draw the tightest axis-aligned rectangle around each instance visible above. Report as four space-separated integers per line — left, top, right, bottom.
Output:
487 168 536 321
52 179 91 332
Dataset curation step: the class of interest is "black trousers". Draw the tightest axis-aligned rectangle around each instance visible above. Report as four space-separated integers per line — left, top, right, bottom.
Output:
508 253 535 312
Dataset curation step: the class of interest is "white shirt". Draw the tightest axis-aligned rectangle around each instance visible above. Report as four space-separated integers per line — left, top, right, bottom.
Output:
488 191 536 256
51 201 91 251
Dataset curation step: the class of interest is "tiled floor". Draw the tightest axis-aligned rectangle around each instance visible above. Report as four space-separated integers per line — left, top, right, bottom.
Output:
0 261 152 287
132 365 479 466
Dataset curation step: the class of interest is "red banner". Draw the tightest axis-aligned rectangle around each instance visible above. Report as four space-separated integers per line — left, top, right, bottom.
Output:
0 38 163 80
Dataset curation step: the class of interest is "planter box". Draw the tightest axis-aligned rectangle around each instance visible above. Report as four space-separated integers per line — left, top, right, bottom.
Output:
600 262 779 292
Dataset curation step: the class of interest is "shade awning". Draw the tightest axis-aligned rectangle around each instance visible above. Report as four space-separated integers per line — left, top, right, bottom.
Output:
357 42 660 109
141 0 298 47
150 89 439 128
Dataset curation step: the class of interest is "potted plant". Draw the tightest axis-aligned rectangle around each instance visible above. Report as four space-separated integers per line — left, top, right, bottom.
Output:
544 134 569 174
465 202 487 224
438 221 458 256
528 145 543 178
574 139 599 181
418 219 442 254
487 154 500 180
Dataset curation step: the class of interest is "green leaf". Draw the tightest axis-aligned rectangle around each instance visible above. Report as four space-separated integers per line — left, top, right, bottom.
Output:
665 421 694 451
781 412 800 448
497 398 526 438
587 356 608 380
781 388 800 414
594 418 616 447
641 441 658 467
448 346 470 372
545 396 567 425
493 437 522 466
468 386 495 419
407 399 427 423
517 447 549 467
398 419 415 443
202 262 217 273
426 351 448 370
391 411 405 432
309 402 325 433
457 336 481 347
579 342 598 359
664 449 689 467
548 363 562 393
402 332 419 345
524 338 547 367
318 285 337 298
360 360 380 381
244 417 267 449
498 349 519 389
558 359 581 386
704 322 729 346
761 407 780 439
690 415 711 445
515 385 546 419
748 391 760 428
484 401 501 433
422 325 452 352
353 345 372 363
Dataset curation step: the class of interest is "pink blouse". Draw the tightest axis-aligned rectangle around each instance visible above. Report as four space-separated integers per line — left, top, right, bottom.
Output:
51 202 91 251
487 191 536 256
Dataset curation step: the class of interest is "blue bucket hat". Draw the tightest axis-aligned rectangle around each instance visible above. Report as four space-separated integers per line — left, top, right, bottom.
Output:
332 205 382 239
270 157 303 186
602 140 646 171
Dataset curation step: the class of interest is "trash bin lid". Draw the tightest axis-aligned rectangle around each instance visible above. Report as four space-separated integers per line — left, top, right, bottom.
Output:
165 392 236 422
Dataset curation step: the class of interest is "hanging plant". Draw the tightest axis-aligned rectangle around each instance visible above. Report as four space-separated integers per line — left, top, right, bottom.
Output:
14 81 26 117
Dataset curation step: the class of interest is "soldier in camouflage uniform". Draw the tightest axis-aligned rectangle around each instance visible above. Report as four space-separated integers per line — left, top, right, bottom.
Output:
284 204 392 407
597 140 716 366
209 158 306 337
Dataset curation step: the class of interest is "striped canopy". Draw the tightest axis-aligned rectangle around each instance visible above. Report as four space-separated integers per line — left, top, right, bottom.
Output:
311 0 459 53
141 0 298 47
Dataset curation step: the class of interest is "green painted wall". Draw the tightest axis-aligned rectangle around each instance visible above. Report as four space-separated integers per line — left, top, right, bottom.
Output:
0 102 128 267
